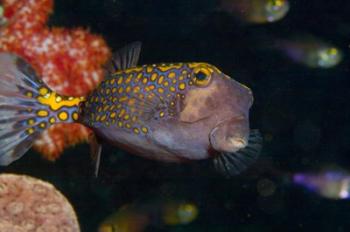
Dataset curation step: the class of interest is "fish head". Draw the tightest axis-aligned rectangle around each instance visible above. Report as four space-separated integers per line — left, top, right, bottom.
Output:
178 63 253 154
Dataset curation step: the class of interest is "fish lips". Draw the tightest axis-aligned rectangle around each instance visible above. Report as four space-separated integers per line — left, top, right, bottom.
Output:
209 117 249 154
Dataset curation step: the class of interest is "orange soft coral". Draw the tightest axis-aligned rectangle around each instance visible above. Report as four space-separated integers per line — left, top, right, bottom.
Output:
0 0 111 161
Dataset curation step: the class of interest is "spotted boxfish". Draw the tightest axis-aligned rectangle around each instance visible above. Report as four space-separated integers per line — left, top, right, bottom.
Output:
0 42 262 177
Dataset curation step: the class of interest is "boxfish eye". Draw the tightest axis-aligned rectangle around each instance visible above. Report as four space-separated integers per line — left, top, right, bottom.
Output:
193 67 212 87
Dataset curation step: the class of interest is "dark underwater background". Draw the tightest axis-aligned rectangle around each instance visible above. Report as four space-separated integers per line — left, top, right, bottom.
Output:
2 0 350 231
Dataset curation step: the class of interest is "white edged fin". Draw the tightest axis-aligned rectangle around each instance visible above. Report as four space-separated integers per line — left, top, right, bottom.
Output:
0 53 44 165
106 41 142 73
214 129 263 177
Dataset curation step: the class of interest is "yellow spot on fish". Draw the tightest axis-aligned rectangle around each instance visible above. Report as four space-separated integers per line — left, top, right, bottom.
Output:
28 119 35 125
27 128 34 134
151 73 158 81
135 73 143 82
168 72 176 79
101 115 107 122
112 88 117 93
132 115 138 122
49 117 56 124
55 96 62 102
118 109 126 118
146 66 153 73
106 88 111 95
133 86 140 93
110 112 116 118
124 114 130 120
157 75 164 84
159 111 165 117
125 123 131 129
39 87 49 96
126 86 131 93
37 110 48 117
170 86 176 92
26 91 33 97
163 81 169 87
141 127 148 133
118 121 123 127
58 111 68 121
142 77 148 84
158 88 164 94
119 96 128 102
118 87 124 94
179 83 186 90
117 77 123 85
172 79 177 84
126 74 133 84
72 112 79 120
109 79 115 85
39 122 46 128
133 128 140 134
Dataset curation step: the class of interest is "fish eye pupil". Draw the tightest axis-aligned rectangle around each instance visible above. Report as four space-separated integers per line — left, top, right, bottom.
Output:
195 71 207 80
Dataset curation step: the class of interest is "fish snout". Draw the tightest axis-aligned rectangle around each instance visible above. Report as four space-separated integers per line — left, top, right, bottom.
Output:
209 117 249 153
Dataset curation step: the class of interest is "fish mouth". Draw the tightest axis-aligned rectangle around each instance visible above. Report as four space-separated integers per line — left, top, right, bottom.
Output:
208 116 249 154
212 130 263 177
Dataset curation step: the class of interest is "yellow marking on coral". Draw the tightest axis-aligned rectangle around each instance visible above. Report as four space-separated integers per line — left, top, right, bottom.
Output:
117 77 123 85
141 127 148 133
159 111 165 117
126 74 133 84
179 83 186 90
26 91 33 97
39 122 46 128
37 92 83 111
72 112 79 120
157 75 164 84
37 110 49 117
28 119 35 125
39 87 49 96
58 111 68 121
118 87 124 94
133 128 140 134
158 88 164 94
170 86 176 92
27 128 35 135
151 73 158 81
49 117 56 124
168 72 176 79
110 112 116 118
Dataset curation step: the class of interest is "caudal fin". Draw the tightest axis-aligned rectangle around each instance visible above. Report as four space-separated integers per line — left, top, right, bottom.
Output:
0 53 81 165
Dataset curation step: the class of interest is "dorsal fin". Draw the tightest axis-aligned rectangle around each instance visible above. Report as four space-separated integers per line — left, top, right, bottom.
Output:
106 41 142 73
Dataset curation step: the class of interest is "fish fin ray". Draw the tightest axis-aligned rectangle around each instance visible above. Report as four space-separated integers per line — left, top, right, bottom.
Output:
214 129 263 177
107 41 142 72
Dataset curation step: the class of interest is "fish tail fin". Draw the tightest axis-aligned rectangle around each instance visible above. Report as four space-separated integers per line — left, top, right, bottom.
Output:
0 53 83 166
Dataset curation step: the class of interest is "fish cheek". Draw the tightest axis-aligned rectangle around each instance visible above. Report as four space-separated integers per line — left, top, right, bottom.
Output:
179 84 219 123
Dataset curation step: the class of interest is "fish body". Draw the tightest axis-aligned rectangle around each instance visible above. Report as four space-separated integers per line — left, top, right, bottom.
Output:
275 36 343 68
293 169 350 200
220 0 290 24
98 199 198 232
0 42 262 177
